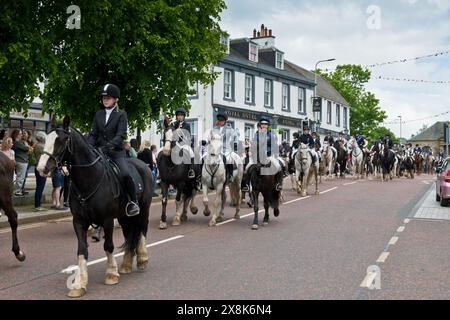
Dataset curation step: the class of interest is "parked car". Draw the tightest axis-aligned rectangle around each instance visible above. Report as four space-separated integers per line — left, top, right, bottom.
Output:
436 157 450 207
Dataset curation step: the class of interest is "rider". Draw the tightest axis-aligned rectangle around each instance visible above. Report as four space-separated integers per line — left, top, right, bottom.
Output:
242 116 284 192
413 144 422 154
337 131 348 152
355 134 369 152
88 84 140 216
169 107 196 179
384 135 394 149
211 112 240 184
323 131 335 147
312 131 321 153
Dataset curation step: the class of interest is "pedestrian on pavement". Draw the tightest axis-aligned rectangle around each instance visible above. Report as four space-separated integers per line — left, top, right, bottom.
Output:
22 130 35 195
33 131 47 211
11 129 29 197
51 166 65 210
124 140 137 158
1 136 16 184
137 139 158 197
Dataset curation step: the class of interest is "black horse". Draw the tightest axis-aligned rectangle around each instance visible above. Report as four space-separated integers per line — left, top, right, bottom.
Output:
0 152 26 262
156 123 200 229
247 164 281 230
37 116 152 298
381 141 396 181
333 141 347 178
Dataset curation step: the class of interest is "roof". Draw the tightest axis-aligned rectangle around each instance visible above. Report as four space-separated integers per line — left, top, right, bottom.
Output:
284 60 350 107
409 121 446 142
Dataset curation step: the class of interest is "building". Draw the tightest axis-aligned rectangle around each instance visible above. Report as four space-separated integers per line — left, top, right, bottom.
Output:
409 121 449 154
1 102 51 134
143 25 350 147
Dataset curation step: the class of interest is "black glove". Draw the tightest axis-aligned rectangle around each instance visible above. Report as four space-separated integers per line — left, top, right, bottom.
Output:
106 142 115 150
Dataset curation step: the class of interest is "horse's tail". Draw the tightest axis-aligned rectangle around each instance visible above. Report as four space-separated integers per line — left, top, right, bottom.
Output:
120 215 144 254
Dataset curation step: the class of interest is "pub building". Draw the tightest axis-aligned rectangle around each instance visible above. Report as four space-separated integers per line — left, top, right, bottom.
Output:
1 102 51 135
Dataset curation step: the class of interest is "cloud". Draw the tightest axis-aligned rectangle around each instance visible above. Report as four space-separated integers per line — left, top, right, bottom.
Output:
220 0 450 138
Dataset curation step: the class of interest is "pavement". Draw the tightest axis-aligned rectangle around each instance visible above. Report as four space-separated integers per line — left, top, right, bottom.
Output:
0 173 448 300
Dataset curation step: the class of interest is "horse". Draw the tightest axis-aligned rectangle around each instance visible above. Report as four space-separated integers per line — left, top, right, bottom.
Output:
36 116 152 298
320 141 336 180
425 154 435 175
156 123 199 229
370 142 383 180
333 141 347 178
246 161 281 230
413 152 423 175
348 138 364 180
403 155 415 179
201 131 243 227
380 142 396 182
0 152 26 262
295 143 320 197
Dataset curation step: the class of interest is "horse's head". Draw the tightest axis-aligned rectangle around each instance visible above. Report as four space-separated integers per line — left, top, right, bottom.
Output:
162 128 173 156
298 143 308 163
207 132 223 160
37 116 71 177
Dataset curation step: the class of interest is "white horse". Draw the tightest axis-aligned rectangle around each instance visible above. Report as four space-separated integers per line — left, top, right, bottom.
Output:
295 143 320 197
320 141 336 180
202 131 243 226
348 138 364 180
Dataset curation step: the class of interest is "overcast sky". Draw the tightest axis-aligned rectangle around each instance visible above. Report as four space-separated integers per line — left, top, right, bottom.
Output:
220 0 450 138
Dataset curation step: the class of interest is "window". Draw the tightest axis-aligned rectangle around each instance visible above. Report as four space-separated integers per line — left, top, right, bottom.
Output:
223 69 233 100
298 87 306 114
185 119 198 146
276 52 284 69
343 107 348 129
264 79 273 107
188 81 198 99
245 74 254 104
249 44 258 62
327 101 332 124
245 123 254 140
281 129 290 144
220 35 230 54
336 104 341 127
282 84 290 111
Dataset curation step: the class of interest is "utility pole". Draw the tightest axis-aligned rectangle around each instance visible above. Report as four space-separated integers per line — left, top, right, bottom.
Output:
398 116 402 141
313 58 336 131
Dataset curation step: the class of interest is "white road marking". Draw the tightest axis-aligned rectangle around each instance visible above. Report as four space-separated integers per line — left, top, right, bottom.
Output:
404 219 410 224
343 182 357 186
422 181 430 185
360 271 378 288
388 237 399 245
376 252 390 263
320 187 338 194
397 226 405 233
61 235 184 273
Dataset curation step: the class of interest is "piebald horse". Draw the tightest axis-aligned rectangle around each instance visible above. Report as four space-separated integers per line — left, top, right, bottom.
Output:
320 141 336 180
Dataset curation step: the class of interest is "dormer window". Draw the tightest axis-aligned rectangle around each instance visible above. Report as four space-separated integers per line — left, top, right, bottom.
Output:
276 51 284 69
249 43 258 62
220 35 230 54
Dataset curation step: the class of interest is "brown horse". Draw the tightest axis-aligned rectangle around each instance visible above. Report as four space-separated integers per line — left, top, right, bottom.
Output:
0 152 26 261
414 153 423 175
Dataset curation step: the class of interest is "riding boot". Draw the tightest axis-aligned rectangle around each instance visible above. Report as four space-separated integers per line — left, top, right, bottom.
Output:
124 176 140 217
275 171 283 191
188 157 195 179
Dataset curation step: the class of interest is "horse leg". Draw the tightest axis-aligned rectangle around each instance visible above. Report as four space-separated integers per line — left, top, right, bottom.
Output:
233 180 241 220
263 198 270 225
252 190 260 230
67 219 89 298
202 183 211 217
314 166 320 195
136 234 148 271
172 191 184 226
3 199 25 261
159 182 169 229
209 184 224 227
301 172 308 197
103 219 119 285
189 191 198 215
215 187 226 223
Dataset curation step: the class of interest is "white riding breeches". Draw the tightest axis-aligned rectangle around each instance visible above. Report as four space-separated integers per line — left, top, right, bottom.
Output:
246 156 282 173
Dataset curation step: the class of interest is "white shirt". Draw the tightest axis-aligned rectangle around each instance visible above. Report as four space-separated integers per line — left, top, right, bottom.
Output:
105 107 116 124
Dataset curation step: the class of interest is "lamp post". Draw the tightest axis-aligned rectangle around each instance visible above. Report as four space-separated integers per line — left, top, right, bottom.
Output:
313 59 336 126
398 116 402 141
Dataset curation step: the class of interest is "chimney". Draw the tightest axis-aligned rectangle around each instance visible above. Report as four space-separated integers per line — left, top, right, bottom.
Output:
264 27 268 37
257 31 261 37
269 29 272 36
253 29 257 38
261 24 265 35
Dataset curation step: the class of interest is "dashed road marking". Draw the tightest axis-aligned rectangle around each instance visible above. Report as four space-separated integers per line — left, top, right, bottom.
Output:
388 237 399 245
404 219 410 224
360 271 378 288
320 187 338 194
376 252 390 263
343 182 357 186
397 226 405 233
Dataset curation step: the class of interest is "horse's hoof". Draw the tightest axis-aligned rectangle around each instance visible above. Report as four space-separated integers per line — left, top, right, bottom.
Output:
274 209 280 217
247 202 252 208
234 214 240 220
119 265 132 274
15 251 26 262
215 215 224 223
181 214 188 222
137 259 148 271
172 217 181 226
263 220 269 225
159 221 167 230
252 224 259 230
315 191 320 196
105 274 120 285
68 288 86 298
190 206 198 215
301 192 307 197
209 220 216 227
203 210 211 217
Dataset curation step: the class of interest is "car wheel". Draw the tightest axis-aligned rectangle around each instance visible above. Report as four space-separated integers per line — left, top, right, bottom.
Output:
436 193 441 202
441 194 448 207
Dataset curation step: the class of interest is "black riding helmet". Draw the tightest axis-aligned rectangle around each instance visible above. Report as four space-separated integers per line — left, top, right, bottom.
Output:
293 132 300 139
101 84 120 98
175 107 186 116
217 112 228 122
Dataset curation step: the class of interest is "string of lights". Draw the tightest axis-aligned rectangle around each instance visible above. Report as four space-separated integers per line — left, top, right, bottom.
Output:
364 50 450 68
372 76 450 84
382 110 450 125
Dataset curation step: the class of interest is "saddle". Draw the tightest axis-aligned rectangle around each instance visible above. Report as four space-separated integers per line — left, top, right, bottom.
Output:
106 158 144 197
308 150 318 164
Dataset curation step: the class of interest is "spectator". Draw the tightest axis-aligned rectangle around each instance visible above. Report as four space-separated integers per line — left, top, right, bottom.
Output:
22 130 35 195
124 141 137 158
33 132 47 211
151 145 159 197
51 166 66 210
137 140 158 197
0 129 6 144
1 137 15 163
11 129 29 197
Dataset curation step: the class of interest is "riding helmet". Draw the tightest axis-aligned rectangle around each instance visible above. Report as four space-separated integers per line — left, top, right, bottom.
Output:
216 112 228 122
259 116 270 125
293 132 300 139
175 108 187 116
303 126 310 131
101 84 120 98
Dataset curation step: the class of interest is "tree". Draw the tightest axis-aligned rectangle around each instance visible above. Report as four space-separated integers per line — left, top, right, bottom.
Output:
320 65 387 138
366 126 399 145
1 0 227 131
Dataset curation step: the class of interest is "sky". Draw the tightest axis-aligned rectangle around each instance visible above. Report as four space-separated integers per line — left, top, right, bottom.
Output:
219 0 450 139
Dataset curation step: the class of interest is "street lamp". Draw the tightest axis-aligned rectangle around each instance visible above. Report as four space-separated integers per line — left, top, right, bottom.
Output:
313 58 336 124
398 116 402 140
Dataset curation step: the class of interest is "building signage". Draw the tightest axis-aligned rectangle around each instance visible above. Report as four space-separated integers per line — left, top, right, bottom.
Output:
313 97 322 112
223 109 259 121
278 117 302 128
10 110 50 122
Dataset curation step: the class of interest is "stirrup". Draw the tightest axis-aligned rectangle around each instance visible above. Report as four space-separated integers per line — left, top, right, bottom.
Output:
242 184 250 192
126 201 140 217
275 183 282 191
188 169 195 178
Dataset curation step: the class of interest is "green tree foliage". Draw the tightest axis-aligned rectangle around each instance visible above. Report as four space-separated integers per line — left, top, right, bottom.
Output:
367 126 399 145
320 65 387 140
1 0 227 131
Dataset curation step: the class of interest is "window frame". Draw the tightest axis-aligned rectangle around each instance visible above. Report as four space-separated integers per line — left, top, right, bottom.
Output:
244 74 255 105
281 83 290 111
327 101 332 125
249 43 258 63
276 52 284 69
336 104 341 127
297 87 306 115
264 79 273 108
223 69 234 101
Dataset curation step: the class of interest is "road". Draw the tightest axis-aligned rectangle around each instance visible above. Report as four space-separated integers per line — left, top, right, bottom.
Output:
0 174 448 300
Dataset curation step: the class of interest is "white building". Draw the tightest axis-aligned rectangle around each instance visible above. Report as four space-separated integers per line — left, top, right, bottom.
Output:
143 25 349 147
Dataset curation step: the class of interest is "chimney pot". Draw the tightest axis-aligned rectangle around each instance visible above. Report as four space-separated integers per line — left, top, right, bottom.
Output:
257 31 261 37
269 29 272 36
253 29 257 38
261 24 265 33
264 27 268 37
